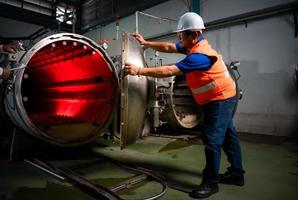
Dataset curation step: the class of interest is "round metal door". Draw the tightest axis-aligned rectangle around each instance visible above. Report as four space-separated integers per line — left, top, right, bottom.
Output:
120 32 148 148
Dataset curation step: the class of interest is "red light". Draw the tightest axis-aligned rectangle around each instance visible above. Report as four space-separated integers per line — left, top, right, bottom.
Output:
21 40 117 142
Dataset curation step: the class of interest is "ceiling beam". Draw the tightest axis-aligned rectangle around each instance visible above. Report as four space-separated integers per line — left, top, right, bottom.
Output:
0 2 71 32
0 2 55 26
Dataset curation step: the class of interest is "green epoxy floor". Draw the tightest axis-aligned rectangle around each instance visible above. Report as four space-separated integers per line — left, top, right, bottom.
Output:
0 136 298 200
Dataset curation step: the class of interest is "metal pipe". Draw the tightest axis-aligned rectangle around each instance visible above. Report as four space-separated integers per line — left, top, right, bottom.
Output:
109 174 148 192
9 128 16 161
135 11 177 35
100 155 168 200
135 11 139 33
148 51 161 131
152 101 160 130
137 11 177 22
294 9 298 37
24 159 66 181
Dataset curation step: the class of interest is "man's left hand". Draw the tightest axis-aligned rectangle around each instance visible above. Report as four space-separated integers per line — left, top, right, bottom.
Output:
124 63 139 76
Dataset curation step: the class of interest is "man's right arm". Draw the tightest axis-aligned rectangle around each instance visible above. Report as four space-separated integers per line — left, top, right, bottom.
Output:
131 33 178 53
143 41 178 53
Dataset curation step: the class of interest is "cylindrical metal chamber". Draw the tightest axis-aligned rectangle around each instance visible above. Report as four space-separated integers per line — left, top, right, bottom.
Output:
2 33 119 146
157 64 240 130
158 75 202 129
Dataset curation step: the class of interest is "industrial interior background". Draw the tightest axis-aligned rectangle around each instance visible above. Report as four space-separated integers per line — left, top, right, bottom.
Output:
0 0 297 200
1 0 297 137
84 0 298 137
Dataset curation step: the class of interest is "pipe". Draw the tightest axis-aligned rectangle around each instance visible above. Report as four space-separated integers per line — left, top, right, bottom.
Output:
294 9 298 37
135 11 139 33
137 11 177 22
24 159 66 181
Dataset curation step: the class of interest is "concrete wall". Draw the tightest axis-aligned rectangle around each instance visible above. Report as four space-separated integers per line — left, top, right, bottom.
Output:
201 0 298 137
85 0 298 137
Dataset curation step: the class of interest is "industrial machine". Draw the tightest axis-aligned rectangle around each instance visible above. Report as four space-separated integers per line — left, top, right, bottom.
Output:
0 33 119 146
0 32 241 148
0 32 241 200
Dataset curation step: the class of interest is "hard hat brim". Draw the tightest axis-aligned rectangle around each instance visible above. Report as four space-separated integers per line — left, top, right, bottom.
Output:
173 27 205 33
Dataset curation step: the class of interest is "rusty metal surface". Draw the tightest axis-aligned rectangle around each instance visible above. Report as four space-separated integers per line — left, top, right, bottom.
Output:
120 32 148 148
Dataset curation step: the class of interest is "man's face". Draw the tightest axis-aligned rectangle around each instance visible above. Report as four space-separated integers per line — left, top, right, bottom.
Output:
177 32 196 49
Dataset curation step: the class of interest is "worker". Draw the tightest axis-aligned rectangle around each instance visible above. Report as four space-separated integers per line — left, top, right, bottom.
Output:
0 44 18 80
124 12 245 199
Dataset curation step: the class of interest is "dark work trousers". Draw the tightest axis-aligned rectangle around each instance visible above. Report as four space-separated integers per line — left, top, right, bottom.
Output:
202 96 245 184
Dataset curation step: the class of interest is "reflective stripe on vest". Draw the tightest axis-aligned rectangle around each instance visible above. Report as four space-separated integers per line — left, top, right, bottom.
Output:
191 81 217 94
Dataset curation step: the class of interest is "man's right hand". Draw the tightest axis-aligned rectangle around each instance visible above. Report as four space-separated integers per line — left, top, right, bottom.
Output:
1 68 11 79
131 32 146 45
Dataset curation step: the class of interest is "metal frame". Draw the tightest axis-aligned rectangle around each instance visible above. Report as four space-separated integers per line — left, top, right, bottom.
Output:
25 156 168 200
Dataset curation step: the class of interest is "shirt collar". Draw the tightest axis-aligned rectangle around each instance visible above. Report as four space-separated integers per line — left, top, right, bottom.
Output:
196 35 205 44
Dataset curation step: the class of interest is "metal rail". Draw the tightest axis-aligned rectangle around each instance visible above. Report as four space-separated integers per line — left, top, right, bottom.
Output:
25 156 168 200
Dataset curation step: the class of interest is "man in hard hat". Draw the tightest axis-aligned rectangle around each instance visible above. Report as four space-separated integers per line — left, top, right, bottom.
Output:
124 12 245 199
0 44 18 80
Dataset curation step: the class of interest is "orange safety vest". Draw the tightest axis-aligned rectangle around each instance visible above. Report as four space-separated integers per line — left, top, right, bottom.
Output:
185 39 236 105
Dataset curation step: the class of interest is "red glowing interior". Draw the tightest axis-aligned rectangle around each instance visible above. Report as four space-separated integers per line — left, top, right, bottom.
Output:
21 40 117 142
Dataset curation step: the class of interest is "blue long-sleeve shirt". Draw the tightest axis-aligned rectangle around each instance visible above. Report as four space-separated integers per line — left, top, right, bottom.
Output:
175 36 213 73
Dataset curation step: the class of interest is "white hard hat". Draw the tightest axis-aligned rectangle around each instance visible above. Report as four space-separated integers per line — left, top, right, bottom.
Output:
175 12 205 32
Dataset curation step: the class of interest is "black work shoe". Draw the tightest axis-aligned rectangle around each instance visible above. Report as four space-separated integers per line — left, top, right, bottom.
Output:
189 183 219 199
219 172 244 186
